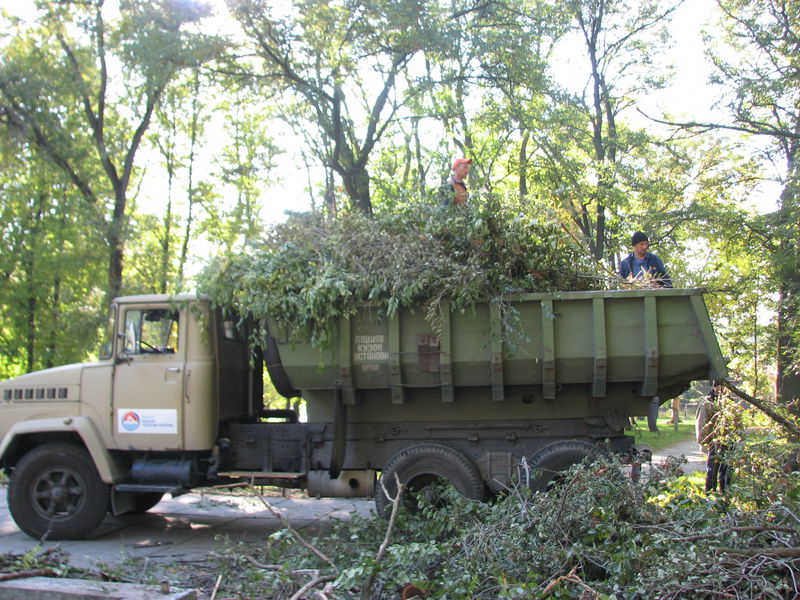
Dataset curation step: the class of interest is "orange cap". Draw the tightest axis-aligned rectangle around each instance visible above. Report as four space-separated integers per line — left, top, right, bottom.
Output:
452 158 472 170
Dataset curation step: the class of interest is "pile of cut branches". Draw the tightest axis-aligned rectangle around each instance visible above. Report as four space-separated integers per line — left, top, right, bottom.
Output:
220 455 800 599
198 198 599 346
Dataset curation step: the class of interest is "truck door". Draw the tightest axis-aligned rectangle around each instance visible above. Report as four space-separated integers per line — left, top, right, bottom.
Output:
112 306 185 449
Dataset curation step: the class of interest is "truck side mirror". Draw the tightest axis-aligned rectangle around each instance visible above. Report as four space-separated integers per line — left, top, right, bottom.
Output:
116 327 135 364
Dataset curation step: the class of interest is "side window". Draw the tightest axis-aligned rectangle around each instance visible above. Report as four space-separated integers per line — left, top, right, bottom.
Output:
122 308 179 355
222 318 245 342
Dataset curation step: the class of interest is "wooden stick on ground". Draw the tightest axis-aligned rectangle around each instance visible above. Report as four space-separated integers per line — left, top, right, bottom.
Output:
209 574 223 600
288 575 337 600
0 569 56 582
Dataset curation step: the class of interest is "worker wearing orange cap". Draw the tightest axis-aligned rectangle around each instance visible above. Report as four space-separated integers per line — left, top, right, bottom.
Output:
446 157 471 205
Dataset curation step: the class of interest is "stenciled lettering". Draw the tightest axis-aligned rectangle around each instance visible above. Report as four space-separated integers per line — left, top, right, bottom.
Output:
352 334 388 362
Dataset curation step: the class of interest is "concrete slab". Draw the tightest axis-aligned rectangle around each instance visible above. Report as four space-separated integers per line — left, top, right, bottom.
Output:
0 576 195 600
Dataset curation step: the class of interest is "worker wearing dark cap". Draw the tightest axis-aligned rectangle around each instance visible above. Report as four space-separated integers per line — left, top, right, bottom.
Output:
619 231 672 287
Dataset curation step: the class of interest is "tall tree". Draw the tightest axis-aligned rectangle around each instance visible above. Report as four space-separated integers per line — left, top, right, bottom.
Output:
226 0 458 214
0 0 216 301
150 84 183 294
668 0 800 403
148 67 213 294
547 0 684 264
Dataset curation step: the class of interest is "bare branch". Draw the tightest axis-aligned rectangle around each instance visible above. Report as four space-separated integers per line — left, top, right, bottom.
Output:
288 575 337 600
639 108 800 141
723 380 800 439
245 484 338 570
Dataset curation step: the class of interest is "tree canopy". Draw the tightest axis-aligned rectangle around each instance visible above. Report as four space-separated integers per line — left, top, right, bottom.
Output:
3 4 800 597
0 0 792 412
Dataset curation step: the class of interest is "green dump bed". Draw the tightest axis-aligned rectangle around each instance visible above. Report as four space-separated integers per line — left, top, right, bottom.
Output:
267 288 727 420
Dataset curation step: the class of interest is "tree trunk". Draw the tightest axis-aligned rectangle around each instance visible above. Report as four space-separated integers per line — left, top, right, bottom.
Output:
413 118 426 200
46 276 61 370
176 70 202 293
775 158 800 406
107 186 126 302
324 168 337 219
161 172 173 295
25 295 36 374
339 167 372 215
671 397 681 428
776 295 800 405
519 130 530 201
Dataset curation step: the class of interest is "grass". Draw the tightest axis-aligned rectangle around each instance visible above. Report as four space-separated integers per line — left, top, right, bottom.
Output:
626 416 696 452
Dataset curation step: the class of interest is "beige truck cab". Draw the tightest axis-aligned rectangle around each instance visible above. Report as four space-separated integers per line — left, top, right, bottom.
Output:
0 294 264 539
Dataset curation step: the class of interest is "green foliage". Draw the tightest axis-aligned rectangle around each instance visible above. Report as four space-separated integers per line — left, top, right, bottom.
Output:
0 147 106 377
205 446 800 599
704 0 800 396
197 198 599 347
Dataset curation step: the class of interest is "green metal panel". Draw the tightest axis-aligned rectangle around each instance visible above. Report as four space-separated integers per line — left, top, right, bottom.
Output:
690 294 728 380
641 296 659 396
388 313 404 404
439 302 454 403
490 300 504 402
269 289 728 413
541 300 556 400
592 297 607 398
337 318 356 405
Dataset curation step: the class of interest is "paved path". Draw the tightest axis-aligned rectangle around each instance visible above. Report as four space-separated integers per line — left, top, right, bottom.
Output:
0 490 373 570
0 437 705 571
651 436 706 473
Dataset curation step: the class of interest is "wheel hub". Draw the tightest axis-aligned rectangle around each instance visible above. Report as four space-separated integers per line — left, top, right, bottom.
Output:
32 468 83 518
50 486 66 502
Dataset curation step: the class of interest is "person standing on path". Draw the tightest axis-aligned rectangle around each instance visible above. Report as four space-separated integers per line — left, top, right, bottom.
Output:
696 383 732 493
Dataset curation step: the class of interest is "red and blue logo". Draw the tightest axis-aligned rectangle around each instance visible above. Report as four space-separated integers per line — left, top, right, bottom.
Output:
121 411 141 432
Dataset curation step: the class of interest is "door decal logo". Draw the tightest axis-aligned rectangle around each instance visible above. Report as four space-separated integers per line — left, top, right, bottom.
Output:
121 410 141 431
117 408 178 434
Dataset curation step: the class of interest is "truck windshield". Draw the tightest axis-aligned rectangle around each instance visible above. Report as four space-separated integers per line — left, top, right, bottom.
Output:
121 308 180 354
98 306 117 360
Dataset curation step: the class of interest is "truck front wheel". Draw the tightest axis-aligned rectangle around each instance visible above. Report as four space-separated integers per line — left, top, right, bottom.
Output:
8 443 110 540
375 443 484 516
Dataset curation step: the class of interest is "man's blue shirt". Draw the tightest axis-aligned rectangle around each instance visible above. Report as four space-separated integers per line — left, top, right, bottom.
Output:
619 252 672 287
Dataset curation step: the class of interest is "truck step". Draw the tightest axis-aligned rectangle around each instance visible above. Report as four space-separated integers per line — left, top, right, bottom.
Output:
218 471 306 480
114 483 185 494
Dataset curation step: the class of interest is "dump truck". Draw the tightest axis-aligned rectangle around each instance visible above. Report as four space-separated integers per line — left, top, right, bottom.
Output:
0 288 726 539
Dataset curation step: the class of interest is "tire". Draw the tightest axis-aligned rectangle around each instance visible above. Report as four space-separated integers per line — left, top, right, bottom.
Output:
8 443 110 540
125 492 164 514
375 443 484 516
525 440 606 492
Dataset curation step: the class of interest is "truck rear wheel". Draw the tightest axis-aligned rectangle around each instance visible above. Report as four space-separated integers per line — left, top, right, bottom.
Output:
8 443 110 540
375 443 484 516
526 440 606 492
